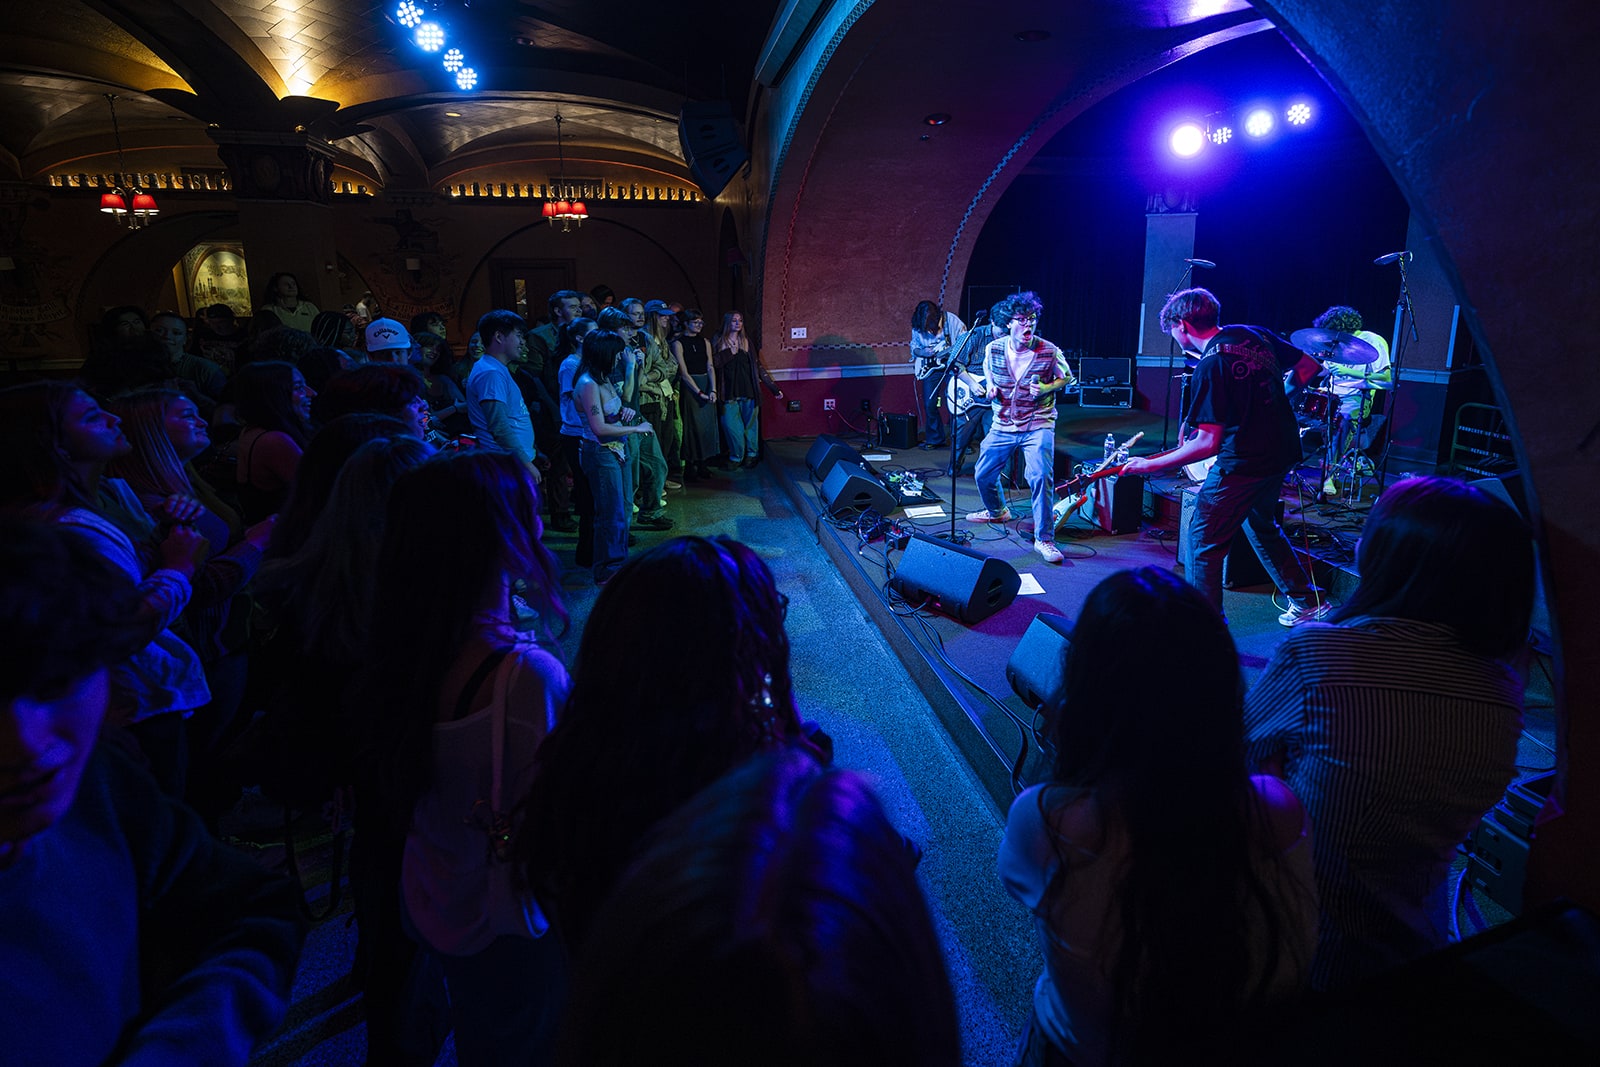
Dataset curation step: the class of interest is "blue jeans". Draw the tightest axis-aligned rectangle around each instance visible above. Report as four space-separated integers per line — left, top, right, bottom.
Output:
634 426 667 519
1187 468 1313 613
580 439 629 581
920 373 947 446
975 427 1056 542
720 396 760 463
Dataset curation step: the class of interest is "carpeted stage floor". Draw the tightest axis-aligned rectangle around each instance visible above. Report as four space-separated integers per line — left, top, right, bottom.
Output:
250 402 1556 1065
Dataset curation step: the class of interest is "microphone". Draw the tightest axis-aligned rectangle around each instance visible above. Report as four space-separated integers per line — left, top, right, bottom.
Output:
1373 251 1413 265
1184 258 1216 269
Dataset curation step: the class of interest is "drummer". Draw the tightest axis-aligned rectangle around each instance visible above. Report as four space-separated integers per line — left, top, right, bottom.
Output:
1311 306 1391 440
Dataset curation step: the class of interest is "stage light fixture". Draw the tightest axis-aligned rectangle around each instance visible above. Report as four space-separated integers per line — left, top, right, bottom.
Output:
443 48 464 73
395 2 423 29
1286 102 1312 126
1244 108 1275 137
1210 125 1233 144
1169 123 1206 158
455 67 478 91
416 22 445 51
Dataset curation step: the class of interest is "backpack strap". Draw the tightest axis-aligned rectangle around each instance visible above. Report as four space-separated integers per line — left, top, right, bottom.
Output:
452 646 513 722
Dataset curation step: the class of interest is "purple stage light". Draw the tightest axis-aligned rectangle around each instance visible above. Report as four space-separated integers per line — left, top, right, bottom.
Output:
1170 123 1206 158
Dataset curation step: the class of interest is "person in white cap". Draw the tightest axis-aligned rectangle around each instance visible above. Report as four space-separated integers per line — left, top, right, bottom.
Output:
364 318 412 362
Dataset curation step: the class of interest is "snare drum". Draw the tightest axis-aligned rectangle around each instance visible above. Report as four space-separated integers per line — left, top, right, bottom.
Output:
1299 389 1334 420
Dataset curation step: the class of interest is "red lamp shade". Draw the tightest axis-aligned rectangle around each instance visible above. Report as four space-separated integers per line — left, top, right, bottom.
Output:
570 201 587 217
100 191 128 214
130 191 159 215
553 200 572 216
541 201 556 218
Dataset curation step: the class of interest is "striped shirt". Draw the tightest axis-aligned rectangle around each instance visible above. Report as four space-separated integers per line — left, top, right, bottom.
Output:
983 336 1071 432
1242 617 1523 990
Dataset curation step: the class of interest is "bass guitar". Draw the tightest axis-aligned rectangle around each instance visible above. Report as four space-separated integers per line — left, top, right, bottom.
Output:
1051 431 1143 531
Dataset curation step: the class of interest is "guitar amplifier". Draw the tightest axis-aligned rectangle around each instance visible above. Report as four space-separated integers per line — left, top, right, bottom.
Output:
880 412 918 449
1081 386 1134 409
1093 474 1144 534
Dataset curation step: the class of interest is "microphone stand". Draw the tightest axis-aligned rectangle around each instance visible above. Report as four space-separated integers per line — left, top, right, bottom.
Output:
936 318 988 543
1373 254 1419 492
1160 262 1200 449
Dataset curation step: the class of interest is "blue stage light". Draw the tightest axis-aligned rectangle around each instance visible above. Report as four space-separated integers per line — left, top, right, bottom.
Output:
1169 123 1206 158
396 2 423 29
1244 108 1274 137
1286 102 1313 126
1210 125 1233 145
443 48 464 73
455 67 478 91
416 22 445 52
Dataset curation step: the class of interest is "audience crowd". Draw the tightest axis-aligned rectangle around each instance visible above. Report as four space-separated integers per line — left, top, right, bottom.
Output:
0 276 1540 1066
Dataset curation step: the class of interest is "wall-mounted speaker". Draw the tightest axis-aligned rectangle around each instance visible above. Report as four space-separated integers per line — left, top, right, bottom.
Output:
889 534 1021 624
805 434 864 480
820 461 896 516
678 101 749 199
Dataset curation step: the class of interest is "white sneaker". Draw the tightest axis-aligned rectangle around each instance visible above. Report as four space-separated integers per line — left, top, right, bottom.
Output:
966 507 1013 523
1278 600 1332 627
1034 540 1064 564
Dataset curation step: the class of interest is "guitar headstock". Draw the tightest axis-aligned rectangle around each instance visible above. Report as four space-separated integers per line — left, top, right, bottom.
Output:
1110 431 1144 465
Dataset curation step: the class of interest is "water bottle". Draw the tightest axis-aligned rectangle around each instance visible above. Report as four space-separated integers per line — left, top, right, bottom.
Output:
1103 433 1116 461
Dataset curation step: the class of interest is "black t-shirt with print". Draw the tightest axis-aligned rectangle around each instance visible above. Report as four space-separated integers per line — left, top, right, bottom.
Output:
1185 325 1302 476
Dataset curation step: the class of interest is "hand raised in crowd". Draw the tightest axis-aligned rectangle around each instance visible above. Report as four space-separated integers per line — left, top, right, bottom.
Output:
158 524 210 576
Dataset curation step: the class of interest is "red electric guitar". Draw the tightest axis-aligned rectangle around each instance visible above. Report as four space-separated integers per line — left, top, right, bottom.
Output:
1051 431 1143 531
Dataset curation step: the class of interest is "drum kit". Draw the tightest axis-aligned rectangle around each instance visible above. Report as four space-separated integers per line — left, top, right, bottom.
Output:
1288 327 1390 501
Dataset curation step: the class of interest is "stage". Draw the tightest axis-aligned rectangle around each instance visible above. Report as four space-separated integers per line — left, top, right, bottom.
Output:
767 404 1557 810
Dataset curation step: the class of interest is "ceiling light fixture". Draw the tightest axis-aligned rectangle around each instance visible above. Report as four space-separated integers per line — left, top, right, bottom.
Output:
544 112 588 231
99 94 157 230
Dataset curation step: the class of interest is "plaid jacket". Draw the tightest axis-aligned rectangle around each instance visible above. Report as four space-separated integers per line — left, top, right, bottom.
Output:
983 337 1072 432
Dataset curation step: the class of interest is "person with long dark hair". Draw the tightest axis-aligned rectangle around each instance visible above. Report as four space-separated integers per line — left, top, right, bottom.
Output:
572 328 656 584
671 308 719 480
256 271 318 333
0 382 212 797
1244 476 1534 991
910 299 966 450
561 749 959 1067
516 535 827 953
357 451 570 1065
1000 566 1315 1066
232 361 314 522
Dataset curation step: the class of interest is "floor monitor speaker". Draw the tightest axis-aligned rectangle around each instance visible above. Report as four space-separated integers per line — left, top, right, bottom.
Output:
1006 612 1074 711
889 534 1021 624
820 461 896 516
805 434 864 480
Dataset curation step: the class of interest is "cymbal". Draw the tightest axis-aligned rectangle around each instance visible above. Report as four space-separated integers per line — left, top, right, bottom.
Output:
1291 327 1381 366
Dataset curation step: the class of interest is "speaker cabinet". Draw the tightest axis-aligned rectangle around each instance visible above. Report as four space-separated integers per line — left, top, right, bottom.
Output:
805 434 863 480
1079 357 1132 386
1080 386 1134 409
889 534 1021 624
1093 474 1144 534
880 412 918 450
678 101 749 199
1006 612 1074 710
820 461 896 516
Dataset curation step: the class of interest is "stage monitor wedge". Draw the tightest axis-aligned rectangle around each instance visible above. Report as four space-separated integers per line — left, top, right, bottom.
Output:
889 534 1021 624
820 461 896 516
805 434 864 480
678 100 749 199
1006 612 1074 711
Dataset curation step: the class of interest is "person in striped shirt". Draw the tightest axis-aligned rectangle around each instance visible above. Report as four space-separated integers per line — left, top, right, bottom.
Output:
965 291 1075 564
1243 476 1535 990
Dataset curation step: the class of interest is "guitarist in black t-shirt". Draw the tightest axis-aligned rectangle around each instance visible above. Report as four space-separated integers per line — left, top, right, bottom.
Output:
1121 289 1326 626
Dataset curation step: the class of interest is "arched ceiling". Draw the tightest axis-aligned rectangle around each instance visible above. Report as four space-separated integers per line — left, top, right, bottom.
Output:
0 0 781 185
